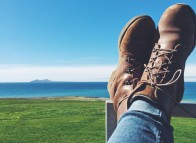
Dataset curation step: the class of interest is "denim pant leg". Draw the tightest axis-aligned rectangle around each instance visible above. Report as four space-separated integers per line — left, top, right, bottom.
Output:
108 97 173 143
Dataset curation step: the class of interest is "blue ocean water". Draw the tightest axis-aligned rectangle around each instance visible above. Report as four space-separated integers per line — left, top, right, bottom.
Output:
0 82 195 102
0 82 109 98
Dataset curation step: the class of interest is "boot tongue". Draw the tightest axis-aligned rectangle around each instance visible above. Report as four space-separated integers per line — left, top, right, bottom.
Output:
134 84 157 101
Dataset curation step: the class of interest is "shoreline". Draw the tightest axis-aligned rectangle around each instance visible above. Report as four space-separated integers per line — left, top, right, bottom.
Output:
0 96 196 103
0 96 110 101
1 98 195 103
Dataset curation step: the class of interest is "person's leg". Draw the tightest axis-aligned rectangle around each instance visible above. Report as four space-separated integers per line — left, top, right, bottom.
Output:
127 4 196 121
108 4 196 143
108 96 173 143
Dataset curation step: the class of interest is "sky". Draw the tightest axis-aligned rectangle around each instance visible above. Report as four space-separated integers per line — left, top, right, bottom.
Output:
0 0 196 82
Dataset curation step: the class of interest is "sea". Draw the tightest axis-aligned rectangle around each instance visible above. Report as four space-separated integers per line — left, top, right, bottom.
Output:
0 82 196 103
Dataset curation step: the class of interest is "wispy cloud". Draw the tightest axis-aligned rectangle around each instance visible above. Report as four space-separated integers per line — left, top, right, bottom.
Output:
0 64 196 82
184 64 196 82
0 65 116 82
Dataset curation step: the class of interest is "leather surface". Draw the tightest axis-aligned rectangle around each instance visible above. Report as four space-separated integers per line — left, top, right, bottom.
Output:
108 16 155 120
128 4 196 120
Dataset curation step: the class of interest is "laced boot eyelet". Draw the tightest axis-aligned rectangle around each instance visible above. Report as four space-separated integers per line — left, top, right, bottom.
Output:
126 57 135 63
155 74 161 81
125 67 133 74
124 80 132 85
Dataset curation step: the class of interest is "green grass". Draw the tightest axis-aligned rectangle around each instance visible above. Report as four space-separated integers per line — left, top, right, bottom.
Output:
0 98 105 143
172 117 196 143
0 98 195 143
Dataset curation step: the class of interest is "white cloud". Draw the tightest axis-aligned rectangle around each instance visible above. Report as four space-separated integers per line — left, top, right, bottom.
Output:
0 64 196 82
184 64 196 82
0 65 116 82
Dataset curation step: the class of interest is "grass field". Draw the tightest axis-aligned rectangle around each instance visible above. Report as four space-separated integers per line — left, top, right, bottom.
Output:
0 98 195 143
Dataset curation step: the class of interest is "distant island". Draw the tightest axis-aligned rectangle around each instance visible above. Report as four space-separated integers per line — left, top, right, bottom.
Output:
30 79 53 83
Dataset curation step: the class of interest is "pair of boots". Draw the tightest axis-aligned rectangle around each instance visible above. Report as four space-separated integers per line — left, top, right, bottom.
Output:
108 4 196 121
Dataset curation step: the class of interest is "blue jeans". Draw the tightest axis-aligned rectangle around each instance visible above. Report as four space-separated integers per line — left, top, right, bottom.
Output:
108 96 173 143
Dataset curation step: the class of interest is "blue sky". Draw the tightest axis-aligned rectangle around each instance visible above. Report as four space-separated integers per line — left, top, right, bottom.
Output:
0 0 196 82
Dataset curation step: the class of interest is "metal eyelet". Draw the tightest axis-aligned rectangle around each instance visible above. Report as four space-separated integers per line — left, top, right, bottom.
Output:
155 74 161 80
125 67 133 74
124 80 132 85
126 57 135 63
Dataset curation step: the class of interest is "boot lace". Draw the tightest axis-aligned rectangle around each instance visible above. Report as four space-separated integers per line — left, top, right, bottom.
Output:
141 44 196 118
143 44 181 87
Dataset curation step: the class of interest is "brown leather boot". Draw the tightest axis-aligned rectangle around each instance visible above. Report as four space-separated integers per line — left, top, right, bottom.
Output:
127 4 196 120
108 16 155 120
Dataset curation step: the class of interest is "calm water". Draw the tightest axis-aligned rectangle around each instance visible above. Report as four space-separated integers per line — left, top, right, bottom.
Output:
0 82 195 102
0 82 109 98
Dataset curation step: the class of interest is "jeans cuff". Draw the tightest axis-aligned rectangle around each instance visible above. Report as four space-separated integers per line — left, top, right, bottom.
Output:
128 95 169 124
